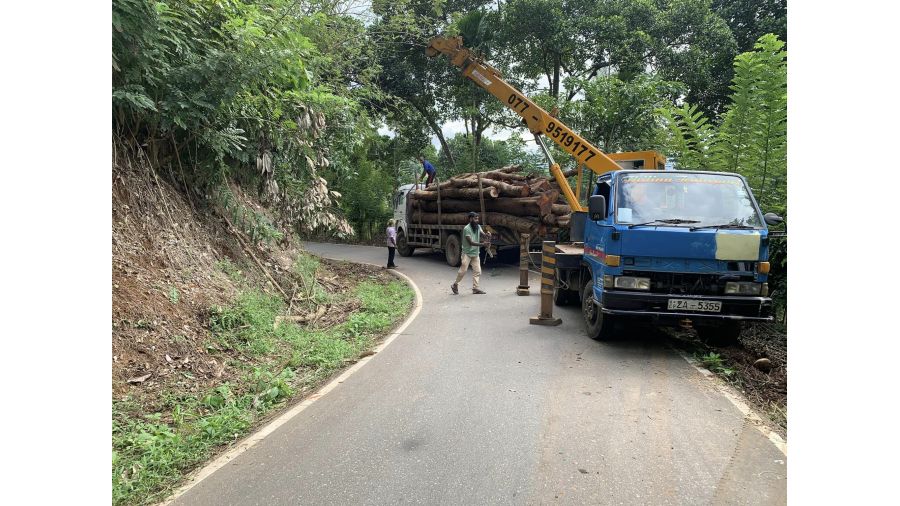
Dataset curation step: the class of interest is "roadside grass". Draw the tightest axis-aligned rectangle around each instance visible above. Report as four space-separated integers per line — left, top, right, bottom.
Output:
697 352 738 381
112 274 413 506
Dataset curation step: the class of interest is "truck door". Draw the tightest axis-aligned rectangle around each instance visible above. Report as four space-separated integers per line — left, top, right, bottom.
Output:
584 175 618 291
393 189 408 227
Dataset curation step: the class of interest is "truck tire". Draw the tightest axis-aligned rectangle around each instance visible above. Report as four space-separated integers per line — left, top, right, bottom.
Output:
397 230 414 257
696 321 742 347
445 233 461 267
582 279 614 340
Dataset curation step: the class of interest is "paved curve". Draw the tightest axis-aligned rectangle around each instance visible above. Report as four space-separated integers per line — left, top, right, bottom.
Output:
174 242 786 505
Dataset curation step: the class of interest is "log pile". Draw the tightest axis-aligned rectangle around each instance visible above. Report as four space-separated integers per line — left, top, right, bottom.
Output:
407 165 573 236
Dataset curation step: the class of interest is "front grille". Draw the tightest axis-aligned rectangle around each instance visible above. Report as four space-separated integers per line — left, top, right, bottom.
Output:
623 270 755 296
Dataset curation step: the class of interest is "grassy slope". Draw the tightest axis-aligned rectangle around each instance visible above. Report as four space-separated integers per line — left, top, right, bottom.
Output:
112 256 413 506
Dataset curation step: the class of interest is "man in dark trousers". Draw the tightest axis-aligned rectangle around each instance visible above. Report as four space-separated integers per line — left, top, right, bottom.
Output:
386 219 398 269
451 212 490 295
416 155 436 188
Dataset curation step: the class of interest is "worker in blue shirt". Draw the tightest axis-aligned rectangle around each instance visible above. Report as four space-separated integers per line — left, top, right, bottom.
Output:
416 155 436 188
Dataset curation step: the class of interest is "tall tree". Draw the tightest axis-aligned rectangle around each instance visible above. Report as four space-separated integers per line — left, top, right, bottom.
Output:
369 0 495 167
495 0 736 116
712 0 786 52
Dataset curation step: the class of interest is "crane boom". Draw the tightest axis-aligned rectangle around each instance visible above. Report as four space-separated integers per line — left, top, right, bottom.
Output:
426 36 664 212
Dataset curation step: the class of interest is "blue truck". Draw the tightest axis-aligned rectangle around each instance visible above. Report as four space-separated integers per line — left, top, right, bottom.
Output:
554 170 781 343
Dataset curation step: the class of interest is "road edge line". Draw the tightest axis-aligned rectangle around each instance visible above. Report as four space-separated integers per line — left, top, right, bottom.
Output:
674 348 787 457
159 267 424 505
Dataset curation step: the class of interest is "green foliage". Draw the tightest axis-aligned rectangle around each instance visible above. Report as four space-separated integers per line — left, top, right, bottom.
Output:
660 103 716 170
216 258 243 283
437 133 545 177
564 74 683 154
113 0 361 237
712 0 787 53
495 0 737 114
167 286 180 305
698 352 736 378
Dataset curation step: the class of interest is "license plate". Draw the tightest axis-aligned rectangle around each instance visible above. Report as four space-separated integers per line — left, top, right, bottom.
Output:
667 299 722 312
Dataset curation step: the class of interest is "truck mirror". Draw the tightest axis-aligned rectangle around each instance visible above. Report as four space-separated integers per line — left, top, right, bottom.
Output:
588 195 607 221
764 212 784 226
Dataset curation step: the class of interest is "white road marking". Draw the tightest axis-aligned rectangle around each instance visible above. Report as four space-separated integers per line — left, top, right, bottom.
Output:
159 268 423 505
674 348 787 456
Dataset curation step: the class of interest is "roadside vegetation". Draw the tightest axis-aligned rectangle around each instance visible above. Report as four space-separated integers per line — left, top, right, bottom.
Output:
112 256 413 505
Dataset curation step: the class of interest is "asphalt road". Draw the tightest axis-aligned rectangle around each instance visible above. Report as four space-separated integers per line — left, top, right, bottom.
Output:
174 242 786 505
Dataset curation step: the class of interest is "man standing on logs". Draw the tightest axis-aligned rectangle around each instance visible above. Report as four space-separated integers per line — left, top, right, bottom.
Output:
451 212 489 295
416 155 437 188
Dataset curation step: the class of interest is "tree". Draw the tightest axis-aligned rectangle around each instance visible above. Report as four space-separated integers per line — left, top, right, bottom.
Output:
368 0 497 167
712 0 786 53
563 73 682 153
495 0 736 116
662 34 787 214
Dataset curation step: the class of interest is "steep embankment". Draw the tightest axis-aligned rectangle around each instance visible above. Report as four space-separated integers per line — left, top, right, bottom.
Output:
112 143 413 505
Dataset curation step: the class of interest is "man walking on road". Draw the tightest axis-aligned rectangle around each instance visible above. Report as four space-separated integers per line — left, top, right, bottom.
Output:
416 155 436 188
451 212 489 295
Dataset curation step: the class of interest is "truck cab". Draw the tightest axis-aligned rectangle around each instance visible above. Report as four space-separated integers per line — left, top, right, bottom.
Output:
576 170 778 343
391 184 416 257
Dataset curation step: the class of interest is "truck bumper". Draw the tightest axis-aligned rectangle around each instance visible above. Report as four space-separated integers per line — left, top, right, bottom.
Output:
599 291 774 322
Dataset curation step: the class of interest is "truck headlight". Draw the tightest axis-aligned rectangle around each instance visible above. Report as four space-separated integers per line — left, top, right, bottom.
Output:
614 276 651 290
724 282 762 295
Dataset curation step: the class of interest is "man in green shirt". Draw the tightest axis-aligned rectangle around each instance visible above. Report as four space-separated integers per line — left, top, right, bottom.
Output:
451 212 489 295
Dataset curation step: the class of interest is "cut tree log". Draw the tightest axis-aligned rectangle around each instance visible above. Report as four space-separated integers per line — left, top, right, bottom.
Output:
413 191 556 217
480 171 529 183
552 204 571 215
410 211 546 234
494 165 524 174
542 213 571 227
426 176 529 197
529 180 552 193
409 187 499 201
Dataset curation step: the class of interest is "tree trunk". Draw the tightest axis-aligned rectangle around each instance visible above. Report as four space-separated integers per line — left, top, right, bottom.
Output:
411 211 546 234
426 176 529 197
413 194 554 217
480 170 528 183
410 100 456 168
409 187 499 201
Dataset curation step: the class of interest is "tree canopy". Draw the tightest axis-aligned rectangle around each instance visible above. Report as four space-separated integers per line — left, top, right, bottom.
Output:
113 0 788 241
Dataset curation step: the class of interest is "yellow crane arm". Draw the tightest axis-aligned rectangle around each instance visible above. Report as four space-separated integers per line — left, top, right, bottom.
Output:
426 36 635 212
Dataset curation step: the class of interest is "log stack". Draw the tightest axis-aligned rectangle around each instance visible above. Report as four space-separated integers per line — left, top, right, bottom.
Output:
407 165 573 236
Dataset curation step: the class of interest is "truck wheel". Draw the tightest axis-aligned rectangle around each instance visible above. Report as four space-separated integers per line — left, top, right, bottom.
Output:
582 280 614 340
397 230 414 257
445 233 461 267
696 321 742 346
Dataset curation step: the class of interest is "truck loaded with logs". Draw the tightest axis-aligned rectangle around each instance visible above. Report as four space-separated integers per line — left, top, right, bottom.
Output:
392 165 570 266
424 36 784 344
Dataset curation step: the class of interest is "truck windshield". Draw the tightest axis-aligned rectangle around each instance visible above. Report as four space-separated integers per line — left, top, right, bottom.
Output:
615 173 762 228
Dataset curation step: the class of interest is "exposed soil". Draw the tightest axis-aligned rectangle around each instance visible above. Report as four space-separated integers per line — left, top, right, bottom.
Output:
111 142 392 411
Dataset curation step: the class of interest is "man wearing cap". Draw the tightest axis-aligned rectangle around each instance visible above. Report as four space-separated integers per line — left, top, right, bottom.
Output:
451 212 489 295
